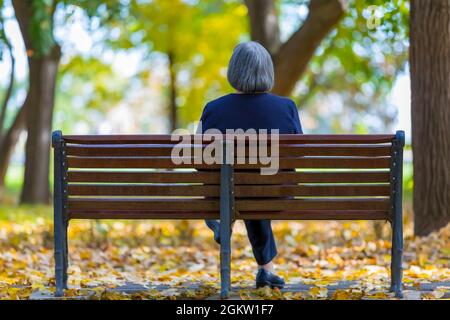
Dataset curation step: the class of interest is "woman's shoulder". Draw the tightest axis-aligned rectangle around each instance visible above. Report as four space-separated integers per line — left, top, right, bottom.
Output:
203 94 235 111
201 94 235 118
205 93 296 110
265 93 296 105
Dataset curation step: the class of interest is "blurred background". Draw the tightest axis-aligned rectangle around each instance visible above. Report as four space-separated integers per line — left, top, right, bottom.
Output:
0 0 412 204
1 0 450 300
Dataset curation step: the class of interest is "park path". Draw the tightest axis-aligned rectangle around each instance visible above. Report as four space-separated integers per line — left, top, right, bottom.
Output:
30 280 450 300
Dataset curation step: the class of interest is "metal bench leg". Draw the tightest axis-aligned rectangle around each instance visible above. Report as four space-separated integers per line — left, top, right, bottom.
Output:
63 220 69 289
220 140 234 299
390 217 403 298
54 214 65 297
53 130 67 297
389 130 404 298
220 208 231 299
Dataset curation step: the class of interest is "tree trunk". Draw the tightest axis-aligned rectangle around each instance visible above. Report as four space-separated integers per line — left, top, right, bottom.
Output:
12 0 62 204
244 0 345 96
20 46 61 204
0 40 15 133
0 104 26 190
244 0 281 56
410 0 450 236
167 50 177 132
272 0 344 96
0 36 22 193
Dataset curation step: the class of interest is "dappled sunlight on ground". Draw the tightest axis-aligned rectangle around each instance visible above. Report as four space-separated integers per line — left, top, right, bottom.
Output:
0 206 448 300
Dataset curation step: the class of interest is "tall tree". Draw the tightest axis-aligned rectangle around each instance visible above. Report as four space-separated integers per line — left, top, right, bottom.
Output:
8 0 123 204
410 0 450 235
0 16 14 134
111 0 246 131
12 0 61 204
0 5 25 192
122 0 202 132
244 0 409 135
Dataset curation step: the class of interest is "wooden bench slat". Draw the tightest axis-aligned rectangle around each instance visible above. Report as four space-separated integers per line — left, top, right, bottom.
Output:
67 156 391 169
68 198 219 211
66 145 205 157
235 157 391 169
262 145 391 157
72 198 390 212
237 210 390 220
234 171 390 184
68 171 220 184
69 211 219 220
236 199 390 211
68 184 220 196
235 185 390 197
67 210 389 220
67 157 220 169
68 183 389 197
66 144 392 157
62 134 395 144
68 171 390 184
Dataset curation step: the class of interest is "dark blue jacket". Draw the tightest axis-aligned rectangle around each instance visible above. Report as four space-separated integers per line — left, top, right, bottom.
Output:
198 92 303 266
199 93 303 134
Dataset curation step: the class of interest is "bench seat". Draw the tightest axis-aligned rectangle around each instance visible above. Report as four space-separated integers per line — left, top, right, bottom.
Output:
52 131 405 298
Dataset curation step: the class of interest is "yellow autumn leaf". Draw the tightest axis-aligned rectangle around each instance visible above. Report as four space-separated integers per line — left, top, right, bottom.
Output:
309 286 328 299
0 205 448 300
332 289 351 300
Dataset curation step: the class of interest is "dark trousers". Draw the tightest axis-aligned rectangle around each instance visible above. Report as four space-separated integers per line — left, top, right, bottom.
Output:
244 220 277 266
200 169 278 265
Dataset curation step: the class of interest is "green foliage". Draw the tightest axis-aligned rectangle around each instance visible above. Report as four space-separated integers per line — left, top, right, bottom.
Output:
293 0 409 133
60 56 126 110
2 0 410 133
55 55 129 132
61 0 123 19
23 0 124 56
0 0 6 60
178 2 248 124
29 0 56 56
108 0 247 127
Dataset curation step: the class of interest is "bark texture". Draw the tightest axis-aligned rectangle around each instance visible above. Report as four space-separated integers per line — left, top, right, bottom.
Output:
0 39 15 133
0 35 23 191
12 0 61 204
168 50 178 132
410 0 450 235
244 0 281 56
20 46 61 204
244 0 345 96
0 105 26 190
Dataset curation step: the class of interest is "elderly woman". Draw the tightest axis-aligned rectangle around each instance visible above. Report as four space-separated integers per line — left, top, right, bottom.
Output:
198 41 303 289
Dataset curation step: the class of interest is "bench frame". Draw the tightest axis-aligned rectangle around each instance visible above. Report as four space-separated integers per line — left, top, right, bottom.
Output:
52 130 404 299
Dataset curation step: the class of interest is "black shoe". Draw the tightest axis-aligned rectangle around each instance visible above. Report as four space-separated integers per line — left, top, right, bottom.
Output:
205 220 221 245
256 269 285 289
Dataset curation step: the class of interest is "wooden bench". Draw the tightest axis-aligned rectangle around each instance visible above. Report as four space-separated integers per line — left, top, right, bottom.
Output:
52 130 405 298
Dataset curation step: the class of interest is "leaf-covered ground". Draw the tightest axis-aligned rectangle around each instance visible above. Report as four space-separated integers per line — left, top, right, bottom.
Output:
0 206 448 300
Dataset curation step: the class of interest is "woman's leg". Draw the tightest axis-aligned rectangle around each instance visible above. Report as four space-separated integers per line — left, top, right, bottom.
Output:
244 220 277 267
245 220 284 288
205 220 220 244
205 220 234 245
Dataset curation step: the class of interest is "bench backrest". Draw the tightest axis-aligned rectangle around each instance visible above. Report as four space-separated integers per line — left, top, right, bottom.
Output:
232 133 404 222
52 131 404 222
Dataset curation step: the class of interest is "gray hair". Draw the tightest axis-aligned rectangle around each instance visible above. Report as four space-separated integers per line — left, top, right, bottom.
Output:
227 41 274 93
